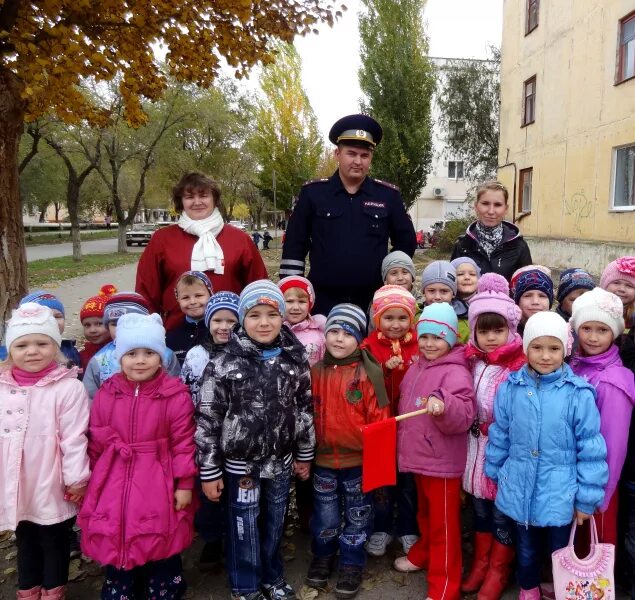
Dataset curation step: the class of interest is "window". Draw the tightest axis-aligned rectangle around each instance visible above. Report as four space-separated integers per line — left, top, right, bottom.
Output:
522 76 536 126
448 121 465 142
519 168 533 213
618 12 635 83
448 161 464 179
612 144 635 208
526 0 539 34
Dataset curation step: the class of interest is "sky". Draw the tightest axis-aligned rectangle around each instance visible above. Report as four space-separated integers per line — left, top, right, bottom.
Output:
291 0 503 140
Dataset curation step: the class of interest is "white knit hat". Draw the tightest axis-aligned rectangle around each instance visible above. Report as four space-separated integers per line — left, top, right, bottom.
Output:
570 287 625 340
5 302 62 350
523 311 572 356
115 312 168 365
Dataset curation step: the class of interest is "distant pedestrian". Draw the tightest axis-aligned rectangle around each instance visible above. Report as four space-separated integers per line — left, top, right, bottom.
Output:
252 231 262 248
104 215 112 230
263 230 273 250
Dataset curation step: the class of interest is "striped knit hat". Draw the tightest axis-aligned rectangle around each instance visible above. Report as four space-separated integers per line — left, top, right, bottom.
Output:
103 292 150 326
325 303 367 343
372 285 416 327
278 275 315 309
510 265 552 297
204 292 240 329
174 270 213 297
238 280 285 326
20 290 65 316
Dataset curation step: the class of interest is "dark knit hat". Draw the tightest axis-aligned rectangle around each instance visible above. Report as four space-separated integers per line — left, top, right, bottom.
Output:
174 270 213 297
513 269 554 306
556 268 595 305
204 292 240 328
325 303 367 343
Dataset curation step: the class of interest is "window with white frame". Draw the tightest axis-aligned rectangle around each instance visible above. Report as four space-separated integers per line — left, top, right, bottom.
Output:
613 144 635 208
448 160 464 179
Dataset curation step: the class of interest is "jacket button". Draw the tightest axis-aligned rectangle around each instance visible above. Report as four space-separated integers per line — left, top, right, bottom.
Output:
6 410 11 415
327 212 331 217
236 373 242 379
289 370 294 375
527 391 533 396
16 427 21 432
10 390 16 395
18 409 24 414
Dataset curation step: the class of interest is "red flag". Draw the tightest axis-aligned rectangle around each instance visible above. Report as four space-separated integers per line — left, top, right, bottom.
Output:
362 417 397 493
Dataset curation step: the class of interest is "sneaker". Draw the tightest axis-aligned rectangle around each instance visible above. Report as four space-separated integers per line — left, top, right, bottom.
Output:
334 565 363 599
199 540 223 571
262 579 296 600
393 556 423 572
305 555 336 588
69 528 81 558
365 532 393 557
398 534 419 554
231 593 267 600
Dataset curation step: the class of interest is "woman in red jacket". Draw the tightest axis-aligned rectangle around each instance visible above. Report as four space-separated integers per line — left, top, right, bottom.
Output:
136 172 268 331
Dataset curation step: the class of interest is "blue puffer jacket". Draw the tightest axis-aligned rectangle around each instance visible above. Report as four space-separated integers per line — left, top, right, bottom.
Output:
485 364 608 527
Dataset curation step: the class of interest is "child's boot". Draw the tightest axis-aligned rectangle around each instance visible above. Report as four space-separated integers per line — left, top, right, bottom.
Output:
461 532 493 593
40 587 65 600
16 587 41 600
477 541 515 600
334 565 363 599
519 587 541 600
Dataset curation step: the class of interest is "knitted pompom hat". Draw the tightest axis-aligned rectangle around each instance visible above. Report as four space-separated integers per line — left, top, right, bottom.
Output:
278 275 316 309
570 287 625 340
468 273 522 341
238 280 285 326
325 303 367 343
5 303 62 350
204 292 240 329
523 311 572 357
381 251 416 282
80 284 118 322
372 285 417 327
600 256 635 290
20 290 65 316
115 312 168 365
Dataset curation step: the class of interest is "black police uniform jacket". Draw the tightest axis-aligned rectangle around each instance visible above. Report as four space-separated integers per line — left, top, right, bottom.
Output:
450 221 533 282
280 171 416 291
194 324 315 482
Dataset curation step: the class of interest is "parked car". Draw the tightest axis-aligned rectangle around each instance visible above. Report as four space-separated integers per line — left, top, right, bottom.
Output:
229 220 247 231
126 223 158 246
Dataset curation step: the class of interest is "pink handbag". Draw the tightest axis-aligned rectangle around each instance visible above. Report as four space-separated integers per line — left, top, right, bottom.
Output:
551 519 615 600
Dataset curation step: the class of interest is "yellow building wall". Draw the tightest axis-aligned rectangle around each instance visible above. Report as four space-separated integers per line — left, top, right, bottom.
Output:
498 0 635 244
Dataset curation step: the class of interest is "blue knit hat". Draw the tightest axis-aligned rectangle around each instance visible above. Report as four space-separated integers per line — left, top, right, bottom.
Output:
204 292 240 328
20 290 65 316
450 257 482 277
513 269 554 306
174 270 213 297
421 261 457 295
115 312 168 365
238 280 285 326
557 268 595 305
103 291 150 326
416 302 459 348
325 303 367 343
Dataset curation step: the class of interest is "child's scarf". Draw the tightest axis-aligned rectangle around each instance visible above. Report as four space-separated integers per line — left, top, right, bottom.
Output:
377 331 414 371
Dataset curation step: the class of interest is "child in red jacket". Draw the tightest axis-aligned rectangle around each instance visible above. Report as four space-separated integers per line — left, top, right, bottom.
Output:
361 285 420 556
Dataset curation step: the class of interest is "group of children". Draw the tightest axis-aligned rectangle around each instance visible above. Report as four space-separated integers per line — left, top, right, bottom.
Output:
1 251 635 600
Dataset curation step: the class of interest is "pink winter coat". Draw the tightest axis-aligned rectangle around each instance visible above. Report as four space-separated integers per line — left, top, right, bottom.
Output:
398 345 476 478
79 370 197 569
285 314 326 367
0 366 90 531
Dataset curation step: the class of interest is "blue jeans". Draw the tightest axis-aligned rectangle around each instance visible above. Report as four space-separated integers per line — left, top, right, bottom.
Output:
224 468 291 594
372 471 419 537
195 479 224 544
472 497 513 545
311 466 372 569
515 523 571 590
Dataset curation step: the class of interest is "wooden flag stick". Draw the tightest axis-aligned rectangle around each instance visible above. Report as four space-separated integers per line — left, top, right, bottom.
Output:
395 407 428 422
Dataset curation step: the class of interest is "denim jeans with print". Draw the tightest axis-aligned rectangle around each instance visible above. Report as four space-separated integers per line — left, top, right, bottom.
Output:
224 468 291 594
472 497 514 545
311 466 373 569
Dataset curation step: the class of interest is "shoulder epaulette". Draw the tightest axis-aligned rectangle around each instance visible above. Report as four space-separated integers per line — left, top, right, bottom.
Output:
302 178 330 187
373 178 400 191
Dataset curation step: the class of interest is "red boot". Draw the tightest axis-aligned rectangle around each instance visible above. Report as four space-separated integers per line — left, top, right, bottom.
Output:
477 541 515 600
40 587 65 600
461 532 493 593
16 587 41 600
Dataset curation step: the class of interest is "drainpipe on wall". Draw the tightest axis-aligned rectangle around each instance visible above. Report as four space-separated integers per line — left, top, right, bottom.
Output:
497 150 519 223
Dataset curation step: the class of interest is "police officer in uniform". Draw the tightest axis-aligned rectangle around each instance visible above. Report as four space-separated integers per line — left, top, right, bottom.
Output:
280 114 416 316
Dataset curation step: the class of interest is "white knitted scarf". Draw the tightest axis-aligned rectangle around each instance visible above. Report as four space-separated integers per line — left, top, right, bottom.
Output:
178 209 225 274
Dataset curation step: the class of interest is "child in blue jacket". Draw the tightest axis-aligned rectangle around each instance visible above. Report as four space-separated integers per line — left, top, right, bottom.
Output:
485 311 608 600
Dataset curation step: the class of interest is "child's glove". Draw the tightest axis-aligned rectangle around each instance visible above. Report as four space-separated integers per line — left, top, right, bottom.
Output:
174 489 192 511
201 480 224 502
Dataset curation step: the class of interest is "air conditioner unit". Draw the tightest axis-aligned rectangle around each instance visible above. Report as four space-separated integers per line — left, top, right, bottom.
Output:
433 187 445 198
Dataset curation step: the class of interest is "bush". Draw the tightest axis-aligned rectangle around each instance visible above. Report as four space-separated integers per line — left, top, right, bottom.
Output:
435 210 473 255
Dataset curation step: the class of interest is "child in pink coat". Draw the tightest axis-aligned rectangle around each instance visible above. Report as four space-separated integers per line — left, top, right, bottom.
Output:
79 312 197 599
0 303 90 600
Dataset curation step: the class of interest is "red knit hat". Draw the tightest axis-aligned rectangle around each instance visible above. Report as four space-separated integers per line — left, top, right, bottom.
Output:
80 284 118 322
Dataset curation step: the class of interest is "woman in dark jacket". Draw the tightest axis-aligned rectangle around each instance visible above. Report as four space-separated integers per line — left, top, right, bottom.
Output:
451 181 532 281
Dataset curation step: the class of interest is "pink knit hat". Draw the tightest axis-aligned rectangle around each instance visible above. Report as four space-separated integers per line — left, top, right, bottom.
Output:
278 275 315 309
599 256 635 290
468 273 522 343
372 284 417 327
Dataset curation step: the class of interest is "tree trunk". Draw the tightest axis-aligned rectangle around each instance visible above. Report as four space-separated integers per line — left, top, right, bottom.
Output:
39 210 45 223
0 67 27 343
71 225 82 261
117 223 127 253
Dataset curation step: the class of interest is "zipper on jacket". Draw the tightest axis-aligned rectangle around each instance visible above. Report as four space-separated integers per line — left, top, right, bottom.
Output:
525 378 540 528
120 383 140 568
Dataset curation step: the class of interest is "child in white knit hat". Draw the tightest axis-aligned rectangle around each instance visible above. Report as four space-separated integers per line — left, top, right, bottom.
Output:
0 303 90 599
485 311 608 600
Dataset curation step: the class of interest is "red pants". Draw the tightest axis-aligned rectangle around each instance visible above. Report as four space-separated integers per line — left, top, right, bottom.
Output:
407 475 462 600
